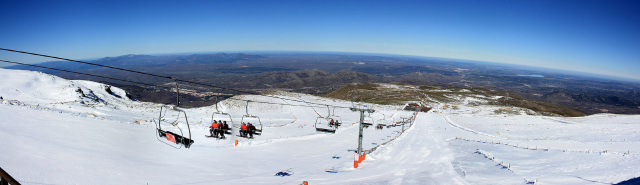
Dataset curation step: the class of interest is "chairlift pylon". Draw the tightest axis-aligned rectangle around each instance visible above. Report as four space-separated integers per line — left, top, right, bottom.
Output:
154 79 194 148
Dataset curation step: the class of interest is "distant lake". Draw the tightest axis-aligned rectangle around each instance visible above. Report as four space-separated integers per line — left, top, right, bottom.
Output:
517 74 544 78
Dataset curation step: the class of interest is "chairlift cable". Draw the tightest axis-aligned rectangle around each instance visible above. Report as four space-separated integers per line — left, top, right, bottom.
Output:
0 59 168 89
0 48 173 79
2 56 364 112
0 48 357 109
0 48 251 94
225 97 351 112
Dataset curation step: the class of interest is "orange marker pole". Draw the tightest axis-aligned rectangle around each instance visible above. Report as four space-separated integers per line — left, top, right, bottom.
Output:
354 153 359 168
234 140 238 146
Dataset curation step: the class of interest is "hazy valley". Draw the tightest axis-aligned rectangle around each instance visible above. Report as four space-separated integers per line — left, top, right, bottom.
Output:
7 52 640 115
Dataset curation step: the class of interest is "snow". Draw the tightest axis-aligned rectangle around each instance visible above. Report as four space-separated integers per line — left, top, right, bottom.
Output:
1 68 639 184
436 103 640 184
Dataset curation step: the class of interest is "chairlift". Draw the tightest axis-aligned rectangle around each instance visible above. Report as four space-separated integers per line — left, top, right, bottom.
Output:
154 79 194 149
239 100 263 137
362 114 375 129
210 96 233 135
156 105 194 148
376 114 394 129
315 105 341 133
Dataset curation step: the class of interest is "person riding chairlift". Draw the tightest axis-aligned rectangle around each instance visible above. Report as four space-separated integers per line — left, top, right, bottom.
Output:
210 120 219 137
217 120 225 139
222 121 229 132
247 123 255 138
240 123 248 137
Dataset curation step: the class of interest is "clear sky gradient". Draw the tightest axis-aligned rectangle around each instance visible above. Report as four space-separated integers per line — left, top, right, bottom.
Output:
1 0 639 80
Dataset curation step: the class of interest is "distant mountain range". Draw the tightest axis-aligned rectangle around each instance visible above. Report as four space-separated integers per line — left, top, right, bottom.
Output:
6 52 640 114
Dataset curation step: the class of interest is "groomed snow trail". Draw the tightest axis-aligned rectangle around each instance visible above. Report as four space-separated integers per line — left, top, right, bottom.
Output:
310 112 468 185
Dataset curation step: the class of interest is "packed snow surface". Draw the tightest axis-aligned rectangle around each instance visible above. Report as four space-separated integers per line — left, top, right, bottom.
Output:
1 68 639 184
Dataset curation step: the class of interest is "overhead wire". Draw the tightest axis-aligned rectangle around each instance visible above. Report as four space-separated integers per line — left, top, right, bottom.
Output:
0 59 170 89
0 48 358 109
226 97 347 109
0 59 353 110
0 48 253 94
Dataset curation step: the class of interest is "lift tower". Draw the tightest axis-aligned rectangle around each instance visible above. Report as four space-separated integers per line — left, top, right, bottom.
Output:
350 106 375 156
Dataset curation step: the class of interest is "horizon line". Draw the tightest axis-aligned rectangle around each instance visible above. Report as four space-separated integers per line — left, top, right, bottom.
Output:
3 49 640 82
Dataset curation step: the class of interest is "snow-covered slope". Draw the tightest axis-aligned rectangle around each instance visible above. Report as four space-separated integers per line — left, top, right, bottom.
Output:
1 69 130 104
1 68 639 184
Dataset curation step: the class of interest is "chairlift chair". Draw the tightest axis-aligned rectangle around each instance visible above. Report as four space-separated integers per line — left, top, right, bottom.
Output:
156 105 194 148
211 112 233 135
239 101 263 137
154 79 194 149
210 97 234 135
315 117 337 133
362 116 375 128
375 116 391 130
315 106 340 133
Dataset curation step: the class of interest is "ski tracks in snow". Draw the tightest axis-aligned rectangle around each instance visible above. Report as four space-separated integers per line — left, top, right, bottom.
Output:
441 114 507 140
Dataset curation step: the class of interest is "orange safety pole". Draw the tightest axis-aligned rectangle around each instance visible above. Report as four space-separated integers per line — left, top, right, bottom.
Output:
354 153 359 168
234 140 238 146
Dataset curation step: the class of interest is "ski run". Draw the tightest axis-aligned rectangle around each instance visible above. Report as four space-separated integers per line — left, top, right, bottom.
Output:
1 68 639 184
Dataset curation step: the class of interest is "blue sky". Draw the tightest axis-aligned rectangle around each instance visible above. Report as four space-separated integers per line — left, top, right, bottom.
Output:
1 0 639 80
